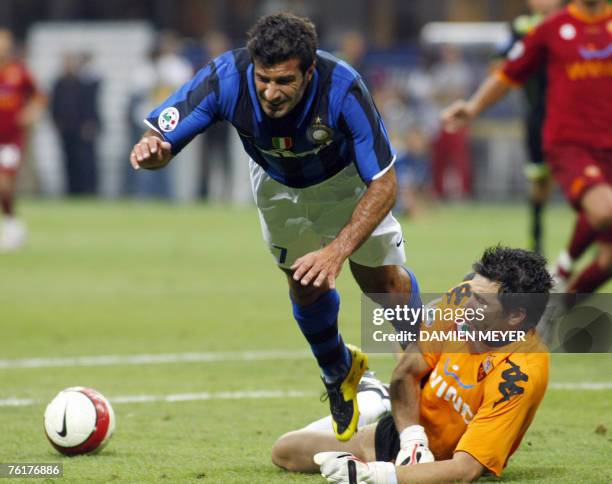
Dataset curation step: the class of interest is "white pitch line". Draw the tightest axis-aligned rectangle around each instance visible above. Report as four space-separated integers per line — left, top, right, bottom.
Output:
1 383 611 408
0 350 313 369
112 389 317 404
549 382 612 390
0 390 316 408
0 350 390 370
0 397 36 407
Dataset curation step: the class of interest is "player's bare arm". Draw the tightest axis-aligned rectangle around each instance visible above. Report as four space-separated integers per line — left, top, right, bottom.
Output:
389 346 430 430
17 92 47 128
291 167 397 289
442 74 511 133
316 449 485 483
389 346 437 466
129 129 173 171
395 451 484 483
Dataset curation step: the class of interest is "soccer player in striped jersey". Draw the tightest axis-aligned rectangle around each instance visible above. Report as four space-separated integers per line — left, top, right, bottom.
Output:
129 13 421 441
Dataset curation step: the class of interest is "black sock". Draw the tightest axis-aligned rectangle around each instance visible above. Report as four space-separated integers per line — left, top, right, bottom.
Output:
531 200 543 254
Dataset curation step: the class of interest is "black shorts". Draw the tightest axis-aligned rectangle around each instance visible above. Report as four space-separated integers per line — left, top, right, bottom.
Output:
374 415 400 462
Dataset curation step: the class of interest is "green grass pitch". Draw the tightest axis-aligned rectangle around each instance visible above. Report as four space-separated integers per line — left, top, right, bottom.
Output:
1 200 611 483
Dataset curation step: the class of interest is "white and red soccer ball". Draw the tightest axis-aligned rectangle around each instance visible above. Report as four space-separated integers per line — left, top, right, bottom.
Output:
43 387 115 456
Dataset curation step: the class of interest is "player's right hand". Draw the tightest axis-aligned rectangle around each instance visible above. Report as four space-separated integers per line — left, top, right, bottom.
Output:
291 242 346 289
395 424 435 466
129 135 173 171
314 452 396 484
440 99 474 133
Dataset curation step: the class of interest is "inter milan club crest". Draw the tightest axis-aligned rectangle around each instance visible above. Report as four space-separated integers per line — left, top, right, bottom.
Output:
158 107 180 132
272 137 293 150
307 116 333 145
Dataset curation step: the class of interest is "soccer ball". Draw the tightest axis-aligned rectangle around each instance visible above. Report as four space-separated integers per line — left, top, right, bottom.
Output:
43 387 115 456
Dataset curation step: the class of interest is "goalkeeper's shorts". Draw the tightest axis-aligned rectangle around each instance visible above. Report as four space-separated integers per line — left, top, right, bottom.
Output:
374 415 401 462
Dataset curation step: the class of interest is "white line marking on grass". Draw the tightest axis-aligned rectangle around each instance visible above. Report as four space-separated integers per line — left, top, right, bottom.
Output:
549 382 612 390
2 383 612 408
115 390 316 404
0 390 317 407
0 350 392 370
0 350 314 369
0 397 36 407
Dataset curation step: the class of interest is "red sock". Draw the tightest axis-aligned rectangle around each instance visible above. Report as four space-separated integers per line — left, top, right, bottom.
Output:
568 214 596 260
569 261 611 293
0 193 13 216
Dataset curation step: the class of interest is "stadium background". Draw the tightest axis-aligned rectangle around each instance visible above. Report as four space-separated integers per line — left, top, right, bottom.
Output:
6 0 534 203
1 1 611 483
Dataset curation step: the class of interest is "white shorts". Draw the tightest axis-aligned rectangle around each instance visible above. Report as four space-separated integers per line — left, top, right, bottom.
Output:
250 160 406 269
0 144 22 173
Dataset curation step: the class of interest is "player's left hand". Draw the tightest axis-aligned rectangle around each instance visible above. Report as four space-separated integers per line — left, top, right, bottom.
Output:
314 452 396 484
291 243 347 289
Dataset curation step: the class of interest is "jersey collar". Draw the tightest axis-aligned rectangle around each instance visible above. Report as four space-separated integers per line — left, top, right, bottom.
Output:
567 3 612 23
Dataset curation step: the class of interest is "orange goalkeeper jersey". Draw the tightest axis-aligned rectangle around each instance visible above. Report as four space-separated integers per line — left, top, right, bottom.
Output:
417 283 549 476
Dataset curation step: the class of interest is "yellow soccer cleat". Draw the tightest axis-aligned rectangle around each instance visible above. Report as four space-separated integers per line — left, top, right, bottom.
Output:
322 344 369 441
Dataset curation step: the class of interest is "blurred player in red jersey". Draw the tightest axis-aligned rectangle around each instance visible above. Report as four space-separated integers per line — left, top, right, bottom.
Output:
0 28 45 252
443 0 612 295
494 0 563 255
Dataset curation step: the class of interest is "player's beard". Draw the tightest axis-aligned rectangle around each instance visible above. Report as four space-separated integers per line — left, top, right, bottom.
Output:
262 100 291 118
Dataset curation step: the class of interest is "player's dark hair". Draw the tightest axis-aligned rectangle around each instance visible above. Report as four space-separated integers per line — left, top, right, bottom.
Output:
473 246 553 330
247 13 318 72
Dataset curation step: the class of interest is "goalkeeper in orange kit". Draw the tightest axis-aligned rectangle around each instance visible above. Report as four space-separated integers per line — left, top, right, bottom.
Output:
272 246 553 483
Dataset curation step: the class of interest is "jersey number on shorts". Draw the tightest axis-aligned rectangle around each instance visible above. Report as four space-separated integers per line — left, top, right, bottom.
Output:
272 245 287 265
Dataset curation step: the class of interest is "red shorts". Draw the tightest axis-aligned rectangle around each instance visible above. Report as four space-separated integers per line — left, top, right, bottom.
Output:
547 144 612 210
0 142 23 175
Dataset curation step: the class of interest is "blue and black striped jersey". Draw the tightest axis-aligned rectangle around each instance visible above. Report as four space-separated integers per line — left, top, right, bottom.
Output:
145 48 395 188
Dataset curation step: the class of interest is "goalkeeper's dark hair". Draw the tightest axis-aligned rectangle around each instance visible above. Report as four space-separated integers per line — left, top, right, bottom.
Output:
247 13 318 73
473 245 553 330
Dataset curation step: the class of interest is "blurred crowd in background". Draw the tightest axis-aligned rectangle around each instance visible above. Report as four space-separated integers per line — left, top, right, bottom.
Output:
1 0 539 215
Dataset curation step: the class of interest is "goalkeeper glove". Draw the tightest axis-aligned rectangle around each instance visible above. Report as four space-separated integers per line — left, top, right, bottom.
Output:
314 452 397 484
395 425 435 466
